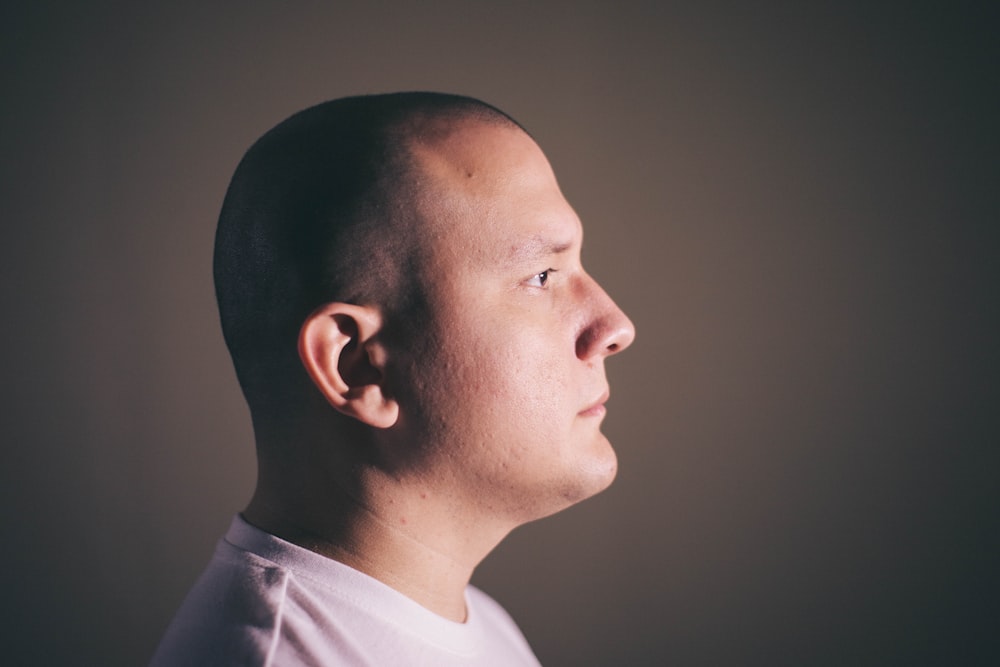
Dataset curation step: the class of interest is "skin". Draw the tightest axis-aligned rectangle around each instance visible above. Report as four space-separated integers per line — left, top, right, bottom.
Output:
244 119 635 622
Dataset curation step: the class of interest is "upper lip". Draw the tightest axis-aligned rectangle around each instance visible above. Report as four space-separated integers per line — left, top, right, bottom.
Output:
581 390 610 413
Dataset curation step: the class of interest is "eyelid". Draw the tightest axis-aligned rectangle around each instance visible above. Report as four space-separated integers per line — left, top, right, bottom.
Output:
525 268 557 288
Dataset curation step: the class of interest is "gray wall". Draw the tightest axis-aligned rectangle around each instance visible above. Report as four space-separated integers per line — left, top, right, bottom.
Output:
2 2 997 665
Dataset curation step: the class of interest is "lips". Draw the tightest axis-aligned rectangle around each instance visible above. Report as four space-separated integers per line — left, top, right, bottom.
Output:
579 390 609 417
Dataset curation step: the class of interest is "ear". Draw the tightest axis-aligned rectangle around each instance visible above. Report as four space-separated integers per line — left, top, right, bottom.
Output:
298 303 399 429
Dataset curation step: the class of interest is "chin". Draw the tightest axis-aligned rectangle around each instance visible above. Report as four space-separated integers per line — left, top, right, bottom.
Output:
502 434 619 524
577 446 619 497
582 428 619 481
547 442 619 515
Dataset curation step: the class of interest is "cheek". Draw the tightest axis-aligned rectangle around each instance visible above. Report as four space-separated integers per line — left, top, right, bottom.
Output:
468 318 555 384
438 327 563 421
479 338 572 440
414 298 577 439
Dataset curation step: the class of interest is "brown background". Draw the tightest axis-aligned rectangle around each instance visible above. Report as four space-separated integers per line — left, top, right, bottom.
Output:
2 2 997 665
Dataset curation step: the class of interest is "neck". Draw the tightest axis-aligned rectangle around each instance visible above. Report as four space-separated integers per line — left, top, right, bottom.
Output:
243 467 511 622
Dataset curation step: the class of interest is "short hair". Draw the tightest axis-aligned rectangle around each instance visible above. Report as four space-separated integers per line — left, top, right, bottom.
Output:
214 92 522 416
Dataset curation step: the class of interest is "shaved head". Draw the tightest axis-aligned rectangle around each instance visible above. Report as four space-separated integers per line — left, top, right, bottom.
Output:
214 93 522 421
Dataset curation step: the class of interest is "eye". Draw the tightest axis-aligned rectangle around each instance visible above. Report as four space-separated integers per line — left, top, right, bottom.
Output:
526 269 556 288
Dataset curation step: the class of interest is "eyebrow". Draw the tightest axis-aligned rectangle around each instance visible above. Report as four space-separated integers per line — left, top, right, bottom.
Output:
505 236 575 266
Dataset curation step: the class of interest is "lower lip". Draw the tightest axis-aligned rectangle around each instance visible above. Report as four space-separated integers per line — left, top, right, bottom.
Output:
579 403 607 417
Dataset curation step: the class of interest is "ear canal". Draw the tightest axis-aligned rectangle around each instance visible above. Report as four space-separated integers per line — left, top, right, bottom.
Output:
334 314 382 388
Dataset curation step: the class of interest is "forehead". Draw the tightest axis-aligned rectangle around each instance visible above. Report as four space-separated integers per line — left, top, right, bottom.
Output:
408 120 582 266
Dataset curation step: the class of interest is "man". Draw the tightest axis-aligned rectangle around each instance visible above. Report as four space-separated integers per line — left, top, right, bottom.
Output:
151 92 635 666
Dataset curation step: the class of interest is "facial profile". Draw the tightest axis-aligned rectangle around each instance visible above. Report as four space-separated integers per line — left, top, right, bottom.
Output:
214 92 635 526
379 117 636 524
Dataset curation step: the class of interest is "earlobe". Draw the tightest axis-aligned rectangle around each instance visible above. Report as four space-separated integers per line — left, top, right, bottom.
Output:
298 303 399 429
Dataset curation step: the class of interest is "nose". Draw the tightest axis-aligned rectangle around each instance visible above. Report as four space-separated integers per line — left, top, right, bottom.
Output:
575 276 636 361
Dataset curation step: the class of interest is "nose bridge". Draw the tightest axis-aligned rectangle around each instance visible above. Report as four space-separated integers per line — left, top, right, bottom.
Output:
575 271 636 360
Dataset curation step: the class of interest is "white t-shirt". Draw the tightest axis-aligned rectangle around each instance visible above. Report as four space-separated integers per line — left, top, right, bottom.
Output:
150 516 541 666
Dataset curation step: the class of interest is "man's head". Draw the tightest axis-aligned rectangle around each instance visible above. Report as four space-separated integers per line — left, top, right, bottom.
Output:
216 92 634 525
215 94 520 422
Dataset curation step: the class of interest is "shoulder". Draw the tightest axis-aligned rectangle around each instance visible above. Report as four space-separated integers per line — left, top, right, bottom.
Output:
150 544 292 666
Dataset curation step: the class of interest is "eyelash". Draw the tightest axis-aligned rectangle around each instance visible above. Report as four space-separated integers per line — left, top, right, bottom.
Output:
527 269 557 288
